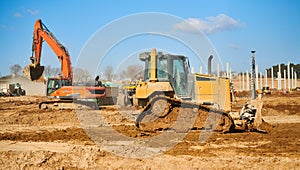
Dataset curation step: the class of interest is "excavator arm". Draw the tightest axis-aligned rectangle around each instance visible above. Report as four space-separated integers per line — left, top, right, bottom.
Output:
23 19 72 83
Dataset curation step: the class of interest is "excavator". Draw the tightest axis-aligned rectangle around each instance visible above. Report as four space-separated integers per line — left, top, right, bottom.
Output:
23 19 106 109
134 49 265 133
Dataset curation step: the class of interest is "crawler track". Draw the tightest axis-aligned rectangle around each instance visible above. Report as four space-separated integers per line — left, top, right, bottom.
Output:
136 96 235 133
39 99 98 110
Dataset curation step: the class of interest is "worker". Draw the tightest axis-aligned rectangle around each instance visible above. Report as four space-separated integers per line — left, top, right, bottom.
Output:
95 76 103 87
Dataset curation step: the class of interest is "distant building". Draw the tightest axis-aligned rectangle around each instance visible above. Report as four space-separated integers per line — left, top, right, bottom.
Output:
0 75 46 95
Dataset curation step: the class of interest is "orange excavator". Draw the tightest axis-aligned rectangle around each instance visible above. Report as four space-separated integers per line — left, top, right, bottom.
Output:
23 19 106 109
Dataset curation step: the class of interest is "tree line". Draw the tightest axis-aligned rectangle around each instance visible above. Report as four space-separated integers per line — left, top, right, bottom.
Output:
8 64 143 82
266 63 300 78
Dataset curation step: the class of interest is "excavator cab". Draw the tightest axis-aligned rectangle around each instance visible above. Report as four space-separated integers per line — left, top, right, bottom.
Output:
46 77 71 96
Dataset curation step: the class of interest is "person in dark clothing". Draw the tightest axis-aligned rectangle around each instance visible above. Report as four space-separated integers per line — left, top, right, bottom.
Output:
95 75 103 87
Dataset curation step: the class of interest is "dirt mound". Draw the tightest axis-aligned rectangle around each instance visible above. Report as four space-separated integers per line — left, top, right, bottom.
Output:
262 92 300 116
235 91 251 98
257 120 275 133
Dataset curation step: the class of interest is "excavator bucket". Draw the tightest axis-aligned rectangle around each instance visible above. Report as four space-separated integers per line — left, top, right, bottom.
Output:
23 64 45 82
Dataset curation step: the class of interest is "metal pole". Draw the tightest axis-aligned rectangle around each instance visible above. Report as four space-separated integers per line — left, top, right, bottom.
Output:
251 51 256 100
246 70 249 90
271 67 274 89
295 71 298 88
191 67 195 74
288 62 290 90
278 64 281 90
242 71 245 91
255 65 259 90
226 62 229 78
260 72 263 89
291 67 294 89
284 69 286 90
239 73 242 91
277 71 280 90
265 69 268 87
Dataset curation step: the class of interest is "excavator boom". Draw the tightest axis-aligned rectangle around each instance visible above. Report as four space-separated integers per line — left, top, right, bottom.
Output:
23 19 107 110
23 19 72 82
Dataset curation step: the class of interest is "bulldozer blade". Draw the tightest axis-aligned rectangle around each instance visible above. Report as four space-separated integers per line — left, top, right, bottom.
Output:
250 99 264 129
23 64 45 81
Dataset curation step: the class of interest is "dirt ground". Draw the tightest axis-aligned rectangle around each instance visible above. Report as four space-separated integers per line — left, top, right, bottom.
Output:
0 91 300 169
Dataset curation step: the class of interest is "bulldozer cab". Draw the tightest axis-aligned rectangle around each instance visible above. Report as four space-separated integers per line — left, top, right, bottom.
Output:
141 50 190 98
46 77 71 96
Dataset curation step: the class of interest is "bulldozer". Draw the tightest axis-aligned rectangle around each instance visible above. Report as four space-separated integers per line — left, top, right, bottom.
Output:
134 49 264 133
119 81 137 106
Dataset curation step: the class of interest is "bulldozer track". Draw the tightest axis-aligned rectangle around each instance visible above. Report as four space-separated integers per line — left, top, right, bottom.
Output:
136 95 235 133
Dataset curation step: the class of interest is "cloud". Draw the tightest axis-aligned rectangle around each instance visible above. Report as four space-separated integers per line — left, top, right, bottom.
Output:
228 43 241 50
174 14 243 34
0 25 14 30
13 8 39 18
13 12 23 18
26 9 39 15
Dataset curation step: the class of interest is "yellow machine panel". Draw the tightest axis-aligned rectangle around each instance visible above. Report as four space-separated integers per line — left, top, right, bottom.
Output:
135 81 174 99
194 74 231 111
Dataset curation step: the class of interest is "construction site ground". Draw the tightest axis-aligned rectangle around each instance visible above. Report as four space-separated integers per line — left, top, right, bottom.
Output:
0 91 300 169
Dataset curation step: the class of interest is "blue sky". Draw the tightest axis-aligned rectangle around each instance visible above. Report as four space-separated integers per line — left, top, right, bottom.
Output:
0 0 299 76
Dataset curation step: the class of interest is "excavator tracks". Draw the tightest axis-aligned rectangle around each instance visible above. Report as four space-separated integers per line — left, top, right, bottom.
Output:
39 99 98 110
136 96 235 133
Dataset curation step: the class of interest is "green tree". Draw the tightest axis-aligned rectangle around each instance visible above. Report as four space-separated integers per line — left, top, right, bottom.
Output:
266 63 300 78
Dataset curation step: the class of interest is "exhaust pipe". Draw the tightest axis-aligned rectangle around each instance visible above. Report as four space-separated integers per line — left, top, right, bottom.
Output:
208 55 213 75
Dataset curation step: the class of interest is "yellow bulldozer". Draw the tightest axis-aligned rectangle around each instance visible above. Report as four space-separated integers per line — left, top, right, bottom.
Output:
134 49 264 133
120 81 137 106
